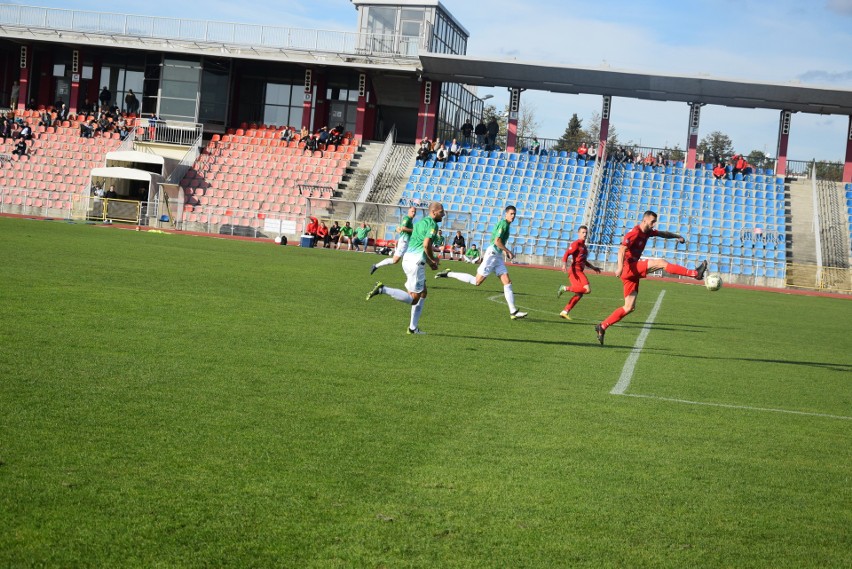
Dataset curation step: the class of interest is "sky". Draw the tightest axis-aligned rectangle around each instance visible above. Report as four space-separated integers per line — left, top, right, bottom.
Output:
23 0 852 161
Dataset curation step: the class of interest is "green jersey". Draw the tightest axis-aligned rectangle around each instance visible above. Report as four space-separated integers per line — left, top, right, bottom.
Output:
407 216 439 256
467 248 480 260
355 225 371 239
433 234 444 247
340 225 354 237
398 215 414 242
490 219 511 253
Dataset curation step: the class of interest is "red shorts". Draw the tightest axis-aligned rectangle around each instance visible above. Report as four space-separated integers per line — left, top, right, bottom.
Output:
568 267 589 291
620 259 648 297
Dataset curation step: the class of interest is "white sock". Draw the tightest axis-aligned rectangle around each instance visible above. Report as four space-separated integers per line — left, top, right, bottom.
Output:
383 286 413 304
503 283 517 313
409 297 425 330
375 257 395 269
448 271 477 285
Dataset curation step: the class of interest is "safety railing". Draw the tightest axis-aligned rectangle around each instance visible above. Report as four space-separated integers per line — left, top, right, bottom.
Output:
165 131 204 185
0 3 423 58
357 125 396 204
136 120 202 147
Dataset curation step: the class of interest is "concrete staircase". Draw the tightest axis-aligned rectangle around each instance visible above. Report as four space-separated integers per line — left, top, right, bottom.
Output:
367 143 416 205
332 141 382 221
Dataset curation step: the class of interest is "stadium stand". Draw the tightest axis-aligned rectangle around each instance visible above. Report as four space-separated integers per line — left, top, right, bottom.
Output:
0 112 123 216
400 147 787 281
400 149 591 258
179 127 358 231
846 183 852 257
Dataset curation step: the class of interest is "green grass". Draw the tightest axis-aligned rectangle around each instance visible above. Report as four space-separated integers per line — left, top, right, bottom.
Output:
1 216 850 568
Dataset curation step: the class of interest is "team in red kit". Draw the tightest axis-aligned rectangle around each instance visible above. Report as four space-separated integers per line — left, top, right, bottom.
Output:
557 225 601 320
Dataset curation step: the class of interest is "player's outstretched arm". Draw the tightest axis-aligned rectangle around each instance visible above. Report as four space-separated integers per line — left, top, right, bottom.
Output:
495 237 513 260
657 230 685 244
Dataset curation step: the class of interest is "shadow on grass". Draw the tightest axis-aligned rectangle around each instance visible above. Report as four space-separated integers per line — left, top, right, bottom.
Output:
665 353 852 373
433 332 674 353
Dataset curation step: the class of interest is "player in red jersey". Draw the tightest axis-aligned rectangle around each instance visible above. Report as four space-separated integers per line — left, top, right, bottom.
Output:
595 210 707 345
557 225 601 320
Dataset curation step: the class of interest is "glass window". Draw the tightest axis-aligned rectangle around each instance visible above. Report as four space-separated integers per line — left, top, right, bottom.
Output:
162 80 199 100
53 64 65 77
160 98 197 119
367 6 397 35
266 83 291 106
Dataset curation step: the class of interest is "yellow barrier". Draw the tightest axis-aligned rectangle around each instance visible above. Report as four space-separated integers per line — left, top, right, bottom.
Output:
786 263 852 293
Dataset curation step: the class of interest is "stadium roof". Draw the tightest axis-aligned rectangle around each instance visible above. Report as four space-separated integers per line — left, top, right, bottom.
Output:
419 54 852 116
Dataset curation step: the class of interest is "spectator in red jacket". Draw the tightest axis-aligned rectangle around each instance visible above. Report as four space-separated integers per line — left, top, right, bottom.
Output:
713 163 726 180
305 216 319 247
316 221 329 247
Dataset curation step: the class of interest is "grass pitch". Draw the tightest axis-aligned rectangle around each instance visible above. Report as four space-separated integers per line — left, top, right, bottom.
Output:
1 216 850 568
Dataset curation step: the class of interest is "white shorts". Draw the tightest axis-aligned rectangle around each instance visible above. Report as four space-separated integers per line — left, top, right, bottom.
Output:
402 252 426 293
477 247 508 278
393 238 409 257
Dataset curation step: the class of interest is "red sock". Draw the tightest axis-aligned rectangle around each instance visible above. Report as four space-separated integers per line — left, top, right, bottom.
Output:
665 262 697 278
601 307 627 330
565 293 583 312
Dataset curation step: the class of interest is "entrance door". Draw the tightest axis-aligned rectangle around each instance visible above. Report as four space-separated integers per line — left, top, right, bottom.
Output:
329 101 357 135
55 77 70 107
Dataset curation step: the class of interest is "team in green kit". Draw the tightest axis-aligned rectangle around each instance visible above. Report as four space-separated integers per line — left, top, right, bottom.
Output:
367 203 527 334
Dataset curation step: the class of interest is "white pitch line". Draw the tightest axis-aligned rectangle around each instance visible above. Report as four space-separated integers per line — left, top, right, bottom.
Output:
622 393 852 421
610 290 666 395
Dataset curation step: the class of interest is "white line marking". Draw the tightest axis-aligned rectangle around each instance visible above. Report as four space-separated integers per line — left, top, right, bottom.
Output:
622 393 852 421
610 290 666 395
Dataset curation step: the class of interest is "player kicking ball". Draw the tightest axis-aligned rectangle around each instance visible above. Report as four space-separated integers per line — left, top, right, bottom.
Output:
434 205 527 320
557 224 601 320
366 202 445 335
370 206 416 275
595 210 707 345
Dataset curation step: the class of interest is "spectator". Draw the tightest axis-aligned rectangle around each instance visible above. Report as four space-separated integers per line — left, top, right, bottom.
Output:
529 136 541 156
712 162 726 180
353 222 372 252
280 126 294 142
463 243 481 264
587 143 598 162
105 185 118 199
124 90 139 114
474 119 487 148
80 98 96 116
318 126 329 147
303 134 323 157
316 222 329 247
328 221 341 247
9 81 19 109
300 125 309 140
732 153 746 178
39 110 53 128
117 116 129 139
328 125 344 146
643 152 654 167
416 139 431 164
26 98 37 111
486 117 499 149
305 216 319 247
451 230 466 260
80 120 95 138
99 86 111 108
460 118 474 146
57 103 69 122
0 116 11 142
19 122 32 141
12 138 27 156
449 138 462 161
435 143 448 168
577 142 588 160
432 229 445 258
337 221 355 250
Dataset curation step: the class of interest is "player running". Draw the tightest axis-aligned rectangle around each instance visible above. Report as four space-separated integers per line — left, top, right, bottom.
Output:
434 205 528 320
557 225 601 320
371 206 416 275
366 202 445 335
595 210 707 345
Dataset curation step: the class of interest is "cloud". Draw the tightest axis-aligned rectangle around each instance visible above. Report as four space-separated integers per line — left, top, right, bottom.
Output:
796 70 852 83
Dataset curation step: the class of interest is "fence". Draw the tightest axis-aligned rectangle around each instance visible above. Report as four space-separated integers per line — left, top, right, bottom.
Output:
0 3 423 58
137 121 203 147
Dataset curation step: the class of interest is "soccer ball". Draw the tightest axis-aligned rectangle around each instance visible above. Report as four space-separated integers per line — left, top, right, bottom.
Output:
705 273 722 291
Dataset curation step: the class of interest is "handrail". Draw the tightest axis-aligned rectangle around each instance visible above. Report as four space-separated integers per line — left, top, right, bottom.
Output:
0 3 423 58
166 131 203 185
357 125 396 204
810 163 823 288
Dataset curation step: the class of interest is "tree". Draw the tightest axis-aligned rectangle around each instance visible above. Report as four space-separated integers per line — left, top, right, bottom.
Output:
669 144 685 162
697 131 734 163
553 113 584 151
815 160 842 181
515 101 541 148
586 111 619 151
747 149 772 170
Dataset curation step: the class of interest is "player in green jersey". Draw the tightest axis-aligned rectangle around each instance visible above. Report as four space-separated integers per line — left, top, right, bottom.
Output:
366 202 445 334
435 205 527 320
371 206 416 275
